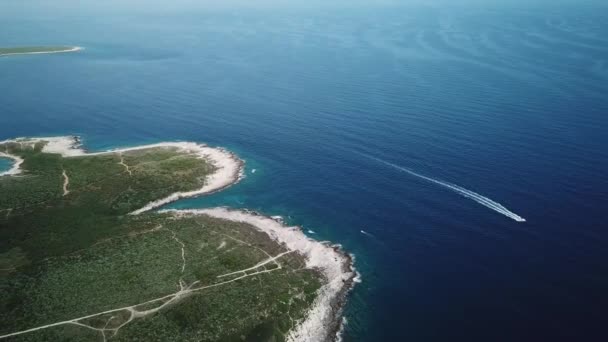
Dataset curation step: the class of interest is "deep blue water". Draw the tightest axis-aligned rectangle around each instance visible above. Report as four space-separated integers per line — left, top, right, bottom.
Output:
2 1 608 341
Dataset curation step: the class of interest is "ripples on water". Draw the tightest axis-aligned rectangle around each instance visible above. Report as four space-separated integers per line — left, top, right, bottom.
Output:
1 3 607 341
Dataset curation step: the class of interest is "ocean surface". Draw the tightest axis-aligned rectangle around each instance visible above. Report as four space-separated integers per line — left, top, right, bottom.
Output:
0 158 12 172
2 1 608 340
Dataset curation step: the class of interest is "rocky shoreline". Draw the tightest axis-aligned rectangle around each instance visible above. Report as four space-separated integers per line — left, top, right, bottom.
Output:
163 208 358 342
1 136 357 341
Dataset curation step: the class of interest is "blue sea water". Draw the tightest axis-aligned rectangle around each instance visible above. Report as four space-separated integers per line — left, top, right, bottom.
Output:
2 1 608 341
0 158 12 173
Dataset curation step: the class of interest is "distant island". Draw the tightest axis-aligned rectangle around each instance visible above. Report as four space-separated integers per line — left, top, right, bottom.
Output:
0 46 82 57
0 137 356 341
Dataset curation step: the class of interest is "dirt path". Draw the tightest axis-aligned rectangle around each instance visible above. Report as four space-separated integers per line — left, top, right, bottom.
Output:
168 229 186 274
0 249 291 340
61 170 70 196
118 154 132 176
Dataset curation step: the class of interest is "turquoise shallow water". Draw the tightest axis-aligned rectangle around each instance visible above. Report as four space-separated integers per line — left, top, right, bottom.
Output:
0 158 13 173
2 1 608 341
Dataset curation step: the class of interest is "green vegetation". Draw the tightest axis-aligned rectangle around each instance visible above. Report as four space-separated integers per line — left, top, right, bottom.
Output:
0 140 321 341
0 47 78 56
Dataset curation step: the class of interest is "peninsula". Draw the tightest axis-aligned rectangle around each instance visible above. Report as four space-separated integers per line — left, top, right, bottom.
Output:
0 46 82 57
0 137 356 341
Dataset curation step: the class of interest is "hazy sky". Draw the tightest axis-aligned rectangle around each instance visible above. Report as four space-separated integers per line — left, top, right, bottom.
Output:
3 0 607 11
1 0 606 21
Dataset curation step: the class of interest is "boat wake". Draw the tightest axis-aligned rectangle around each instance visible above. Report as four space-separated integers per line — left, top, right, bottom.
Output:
357 152 526 222
360 230 375 237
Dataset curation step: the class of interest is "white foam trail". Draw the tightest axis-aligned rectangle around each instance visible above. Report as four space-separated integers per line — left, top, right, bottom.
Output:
0 46 83 57
358 153 526 222
360 230 375 237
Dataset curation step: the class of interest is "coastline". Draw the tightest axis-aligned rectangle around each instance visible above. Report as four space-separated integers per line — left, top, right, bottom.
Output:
0 136 245 214
161 208 359 342
1 136 358 341
0 46 83 57
0 152 24 177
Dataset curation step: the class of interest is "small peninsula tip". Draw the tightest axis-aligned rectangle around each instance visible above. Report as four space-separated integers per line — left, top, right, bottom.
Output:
0 136 356 342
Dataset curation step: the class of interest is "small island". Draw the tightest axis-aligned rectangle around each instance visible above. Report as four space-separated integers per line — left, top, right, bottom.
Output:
0 46 82 57
0 137 356 341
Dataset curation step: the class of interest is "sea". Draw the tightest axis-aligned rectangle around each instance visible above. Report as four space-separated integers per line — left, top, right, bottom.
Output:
0 158 13 173
1 1 608 340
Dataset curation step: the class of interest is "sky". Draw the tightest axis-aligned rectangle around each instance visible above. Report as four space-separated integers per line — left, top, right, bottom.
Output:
2 0 607 14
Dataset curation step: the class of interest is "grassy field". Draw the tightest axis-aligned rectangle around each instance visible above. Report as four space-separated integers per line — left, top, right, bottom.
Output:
0 140 321 341
0 47 78 56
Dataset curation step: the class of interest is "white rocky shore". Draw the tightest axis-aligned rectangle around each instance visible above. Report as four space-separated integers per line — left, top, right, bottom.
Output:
0 136 244 213
161 208 358 342
0 136 358 342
